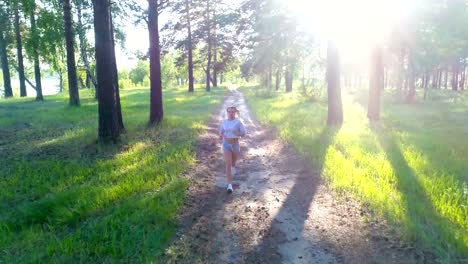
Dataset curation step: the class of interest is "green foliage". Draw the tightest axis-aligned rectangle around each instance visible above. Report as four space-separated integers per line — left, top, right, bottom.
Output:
161 53 176 87
0 87 224 262
129 60 149 85
118 68 135 89
118 78 134 89
241 86 468 262
119 68 130 80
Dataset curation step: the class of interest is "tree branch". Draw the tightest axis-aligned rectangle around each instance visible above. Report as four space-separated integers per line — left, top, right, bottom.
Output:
13 65 37 91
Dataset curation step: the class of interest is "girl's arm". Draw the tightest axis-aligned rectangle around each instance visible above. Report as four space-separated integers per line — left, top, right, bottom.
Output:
219 121 225 139
238 121 246 137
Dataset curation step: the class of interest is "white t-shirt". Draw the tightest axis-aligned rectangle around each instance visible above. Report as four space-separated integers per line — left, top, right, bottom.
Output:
219 118 246 139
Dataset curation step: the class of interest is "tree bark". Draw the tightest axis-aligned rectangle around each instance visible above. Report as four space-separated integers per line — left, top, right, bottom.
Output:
63 0 80 105
431 70 438 90
437 68 442 89
268 65 272 90
326 41 343 125
423 72 429 100
14 2 27 97
406 53 416 103
148 0 164 125
0 30 12 97
77 0 97 90
110 9 124 131
444 67 448 89
30 7 43 101
275 66 281 91
460 58 466 90
59 71 63 93
212 8 218 87
423 72 429 90
185 0 194 92
92 0 120 142
205 0 211 92
285 66 293 93
368 45 383 121
452 59 459 91
86 72 91 88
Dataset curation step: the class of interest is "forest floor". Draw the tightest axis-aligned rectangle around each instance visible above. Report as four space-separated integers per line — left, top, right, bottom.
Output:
163 88 436 264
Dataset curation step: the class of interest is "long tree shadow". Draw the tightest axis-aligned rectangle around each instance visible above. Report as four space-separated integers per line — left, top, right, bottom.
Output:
372 125 467 261
245 125 340 263
161 109 238 263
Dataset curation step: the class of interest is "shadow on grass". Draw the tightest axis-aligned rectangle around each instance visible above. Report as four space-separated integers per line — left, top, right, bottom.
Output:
1 123 200 230
1 176 187 263
1 141 156 226
245 125 340 263
372 125 467 261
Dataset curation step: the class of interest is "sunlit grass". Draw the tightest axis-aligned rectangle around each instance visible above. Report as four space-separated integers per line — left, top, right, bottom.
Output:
0 86 224 262
241 86 467 262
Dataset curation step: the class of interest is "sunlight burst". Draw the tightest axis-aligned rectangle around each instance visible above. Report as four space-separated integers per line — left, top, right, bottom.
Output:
288 0 408 60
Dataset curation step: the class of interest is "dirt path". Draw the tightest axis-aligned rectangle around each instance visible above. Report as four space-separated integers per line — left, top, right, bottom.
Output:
164 89 434 264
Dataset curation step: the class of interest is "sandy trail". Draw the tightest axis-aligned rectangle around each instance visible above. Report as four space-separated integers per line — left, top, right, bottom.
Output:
164 88 433 264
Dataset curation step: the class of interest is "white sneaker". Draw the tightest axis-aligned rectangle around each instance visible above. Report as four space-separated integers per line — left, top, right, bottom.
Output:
231 166 237 176
227 184 233 193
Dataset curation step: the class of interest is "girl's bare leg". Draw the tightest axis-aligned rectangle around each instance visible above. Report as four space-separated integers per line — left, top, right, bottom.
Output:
232 152 238 168
223 151 233 184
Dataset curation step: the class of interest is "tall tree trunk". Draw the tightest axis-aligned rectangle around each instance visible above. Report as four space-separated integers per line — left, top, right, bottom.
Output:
326 41 343 125
444 67 448 89
14 2 27 97
92 0 120 142
404 75 408 91
431 70 438 89
63 0 80 105
285 66 293 93
212 8 218 88
423 71 429 91
59 70 63 93
437 68 442 89
275 66 281 91
148 0 164 125
110 10 124 131
77 0 97 90
368 45 383 121
452 59 459 91
406 53 416 103
423 72 429 100
205 0 211 92
0 30 13 97
185 0 194 92
268 65 272 90
86 73 91 88
460 58 466 90
30 7 43 101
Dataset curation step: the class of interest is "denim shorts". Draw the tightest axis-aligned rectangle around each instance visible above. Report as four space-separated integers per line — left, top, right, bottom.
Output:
222 140 240 153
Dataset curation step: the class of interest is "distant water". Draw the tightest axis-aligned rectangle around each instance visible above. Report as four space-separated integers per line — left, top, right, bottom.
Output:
1 76 60 98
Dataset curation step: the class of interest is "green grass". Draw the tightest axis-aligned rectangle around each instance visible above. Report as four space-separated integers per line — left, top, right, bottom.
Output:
0 86 224 263
241 86 468 262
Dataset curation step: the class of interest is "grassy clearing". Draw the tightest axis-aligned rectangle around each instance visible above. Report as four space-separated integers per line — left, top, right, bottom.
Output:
241 86 468 262
0 86 223 262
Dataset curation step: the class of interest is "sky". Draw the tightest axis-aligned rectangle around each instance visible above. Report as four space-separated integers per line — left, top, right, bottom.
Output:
115 0 415 69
